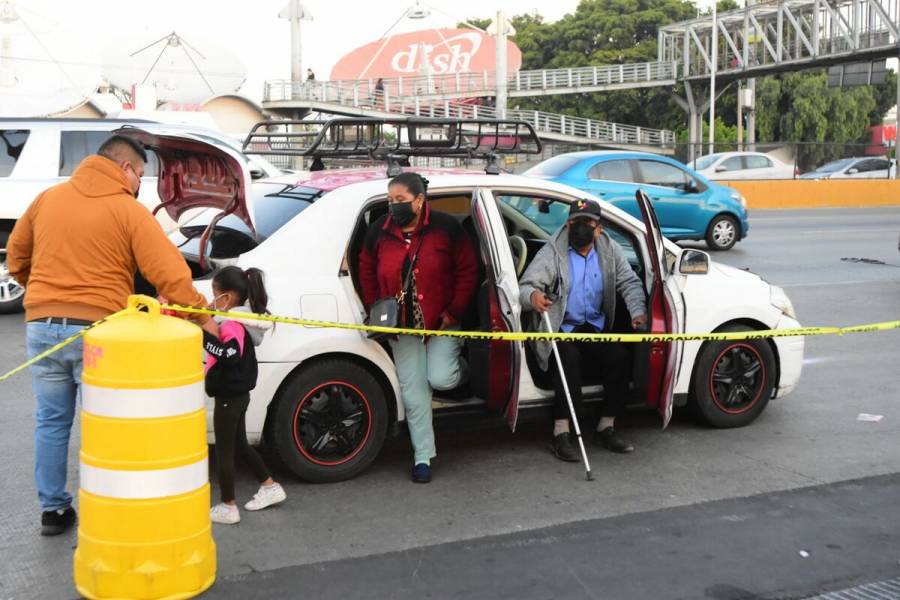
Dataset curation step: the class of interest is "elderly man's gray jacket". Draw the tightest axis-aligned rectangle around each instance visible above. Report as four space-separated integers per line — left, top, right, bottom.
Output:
518 226 647 371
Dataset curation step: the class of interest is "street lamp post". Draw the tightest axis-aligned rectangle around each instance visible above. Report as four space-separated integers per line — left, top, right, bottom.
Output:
279 0 312 92
709 1 717 155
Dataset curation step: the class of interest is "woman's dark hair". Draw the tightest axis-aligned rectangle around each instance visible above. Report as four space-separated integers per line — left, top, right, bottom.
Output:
213 266 269 315
388 172 429 198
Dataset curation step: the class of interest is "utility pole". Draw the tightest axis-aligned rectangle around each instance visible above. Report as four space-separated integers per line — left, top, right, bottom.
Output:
279 0 312 91
746 0 756 150
708 1 717 154
489 11 514 119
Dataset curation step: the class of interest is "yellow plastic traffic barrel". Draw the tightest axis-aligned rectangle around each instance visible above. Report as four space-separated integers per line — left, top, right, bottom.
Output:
74 295 216 599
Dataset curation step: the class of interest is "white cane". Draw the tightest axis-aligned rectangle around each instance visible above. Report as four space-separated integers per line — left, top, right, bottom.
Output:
542 310 594 481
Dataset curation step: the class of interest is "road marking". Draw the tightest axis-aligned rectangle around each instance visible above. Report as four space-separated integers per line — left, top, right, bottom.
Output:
751 228 899 235
779 279 900 288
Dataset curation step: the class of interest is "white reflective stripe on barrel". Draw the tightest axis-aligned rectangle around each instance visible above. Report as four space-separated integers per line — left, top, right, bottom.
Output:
82 381 205 419
80 458 208 499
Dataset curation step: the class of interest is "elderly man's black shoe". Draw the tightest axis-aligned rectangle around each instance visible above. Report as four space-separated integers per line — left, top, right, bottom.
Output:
594 427 634 453
550 433 580 462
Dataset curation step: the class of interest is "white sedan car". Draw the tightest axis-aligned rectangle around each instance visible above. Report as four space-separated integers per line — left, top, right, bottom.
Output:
123 127 805 483
692 151 797 180
799 156 896 180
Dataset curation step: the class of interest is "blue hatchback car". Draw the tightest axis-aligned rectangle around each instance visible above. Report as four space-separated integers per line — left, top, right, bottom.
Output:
523 151 750 251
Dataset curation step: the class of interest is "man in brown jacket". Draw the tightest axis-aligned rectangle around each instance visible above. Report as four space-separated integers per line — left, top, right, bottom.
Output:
6 135 213 536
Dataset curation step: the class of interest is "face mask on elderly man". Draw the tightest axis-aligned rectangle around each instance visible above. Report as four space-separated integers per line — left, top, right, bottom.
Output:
569 220 596 249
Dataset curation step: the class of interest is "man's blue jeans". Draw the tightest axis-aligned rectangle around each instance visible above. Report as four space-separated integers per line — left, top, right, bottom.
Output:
26 320 85 512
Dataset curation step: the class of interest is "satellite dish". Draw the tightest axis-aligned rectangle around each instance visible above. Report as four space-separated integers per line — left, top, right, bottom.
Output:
0 0 101 117
102 32 247 104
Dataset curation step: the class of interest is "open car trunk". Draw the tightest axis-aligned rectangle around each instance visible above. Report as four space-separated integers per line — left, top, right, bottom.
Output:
115 127 255 271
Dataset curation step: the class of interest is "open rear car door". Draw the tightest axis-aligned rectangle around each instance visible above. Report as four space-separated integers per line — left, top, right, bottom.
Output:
468 188 523 431
115 127 255 270
635 189 684 428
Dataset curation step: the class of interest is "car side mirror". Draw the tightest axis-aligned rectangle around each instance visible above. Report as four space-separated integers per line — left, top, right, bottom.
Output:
685 179 701 194
678 249 710 275
250 167 266 180
846 168 859 175
714 165 727 172
538 200 551 214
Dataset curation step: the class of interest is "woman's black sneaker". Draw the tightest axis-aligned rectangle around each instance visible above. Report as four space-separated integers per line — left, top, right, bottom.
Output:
550 433 580 462
594 427 634 453
41 506 76 536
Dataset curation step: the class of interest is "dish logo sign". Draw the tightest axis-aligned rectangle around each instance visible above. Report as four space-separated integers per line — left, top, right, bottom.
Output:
330 28 522 81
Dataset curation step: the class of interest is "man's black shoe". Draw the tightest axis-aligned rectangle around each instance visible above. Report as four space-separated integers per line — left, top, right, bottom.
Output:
41 506 76 536
594 427 634 454
550 433 580 462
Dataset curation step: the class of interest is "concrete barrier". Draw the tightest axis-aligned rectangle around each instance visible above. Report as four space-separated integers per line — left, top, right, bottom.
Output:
722 179 900 209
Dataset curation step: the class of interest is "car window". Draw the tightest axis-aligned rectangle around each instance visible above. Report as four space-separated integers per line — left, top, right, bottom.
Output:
637 160 690 189
693 154 720 170
588 159 634 182
0 129 30 177
600 220 639 267
856 159 889 172
816 158 855 173
745 155 772 169
720 156 743 171
59 131 160 177
523 154 582 178
499 195 569 234
181 186 321 239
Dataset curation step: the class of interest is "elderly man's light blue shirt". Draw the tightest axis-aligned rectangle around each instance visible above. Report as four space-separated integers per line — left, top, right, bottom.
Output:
562 247 605 333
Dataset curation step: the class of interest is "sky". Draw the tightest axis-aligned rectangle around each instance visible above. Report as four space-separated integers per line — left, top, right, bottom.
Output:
8 0 716 103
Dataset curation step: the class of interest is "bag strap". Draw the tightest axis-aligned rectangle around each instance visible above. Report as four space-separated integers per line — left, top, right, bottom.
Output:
398 235 424 300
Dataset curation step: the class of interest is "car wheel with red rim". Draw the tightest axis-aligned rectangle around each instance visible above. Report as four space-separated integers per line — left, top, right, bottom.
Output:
689 325 776 428
268 359 389 482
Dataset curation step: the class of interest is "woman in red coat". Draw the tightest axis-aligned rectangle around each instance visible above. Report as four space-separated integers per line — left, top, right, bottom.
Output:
358 172 478 483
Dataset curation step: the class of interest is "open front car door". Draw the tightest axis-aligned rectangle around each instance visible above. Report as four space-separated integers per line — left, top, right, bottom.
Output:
468 188 523 431
635 189 684 429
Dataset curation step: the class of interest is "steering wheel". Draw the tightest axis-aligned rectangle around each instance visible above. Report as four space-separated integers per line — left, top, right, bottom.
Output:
508 235 528 277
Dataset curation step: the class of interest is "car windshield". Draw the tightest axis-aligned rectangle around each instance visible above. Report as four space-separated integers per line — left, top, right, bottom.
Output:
180 185 321 240
815 158 855 173
693 154 723 170
523 155 582 178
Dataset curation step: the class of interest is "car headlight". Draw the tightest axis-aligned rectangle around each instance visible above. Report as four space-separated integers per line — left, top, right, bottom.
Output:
770 285 796 320
730 191 747 209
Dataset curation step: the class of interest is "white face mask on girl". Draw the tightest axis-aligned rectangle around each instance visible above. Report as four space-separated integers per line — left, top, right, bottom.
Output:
211 293 229 312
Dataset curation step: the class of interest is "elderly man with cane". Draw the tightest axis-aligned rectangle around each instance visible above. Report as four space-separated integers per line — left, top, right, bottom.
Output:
519 199 647 466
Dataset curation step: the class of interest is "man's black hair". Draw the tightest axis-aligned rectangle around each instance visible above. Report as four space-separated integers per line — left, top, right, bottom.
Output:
98 135 148 164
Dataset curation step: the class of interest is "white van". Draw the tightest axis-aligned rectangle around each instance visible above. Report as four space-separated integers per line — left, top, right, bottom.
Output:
0 118 286 314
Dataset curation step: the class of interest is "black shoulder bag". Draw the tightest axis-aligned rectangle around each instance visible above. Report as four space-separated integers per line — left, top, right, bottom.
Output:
367 242 422 340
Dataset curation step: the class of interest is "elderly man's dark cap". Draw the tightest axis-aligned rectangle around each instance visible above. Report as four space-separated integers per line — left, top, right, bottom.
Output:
568 199 603 220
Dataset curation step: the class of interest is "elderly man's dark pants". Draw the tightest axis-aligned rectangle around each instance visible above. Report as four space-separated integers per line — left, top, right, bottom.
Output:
550 324 631 422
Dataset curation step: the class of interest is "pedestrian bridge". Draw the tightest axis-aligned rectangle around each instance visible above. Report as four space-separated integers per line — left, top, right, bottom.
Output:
263 86 676 153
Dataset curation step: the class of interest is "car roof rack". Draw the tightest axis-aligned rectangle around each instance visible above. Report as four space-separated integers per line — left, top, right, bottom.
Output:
242 117 542 176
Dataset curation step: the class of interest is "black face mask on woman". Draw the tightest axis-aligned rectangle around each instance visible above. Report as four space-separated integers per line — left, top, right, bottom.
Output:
569 221 595 249
389 201 417 227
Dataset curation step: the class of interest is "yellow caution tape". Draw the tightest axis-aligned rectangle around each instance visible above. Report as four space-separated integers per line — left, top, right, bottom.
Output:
0 309 133 383
160 304 900 344
1 296 898 384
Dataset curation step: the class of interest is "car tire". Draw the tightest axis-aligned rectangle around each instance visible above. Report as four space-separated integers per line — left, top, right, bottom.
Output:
689 325 776 428
0 233 25 315
267 359 389 483
705 214 740 251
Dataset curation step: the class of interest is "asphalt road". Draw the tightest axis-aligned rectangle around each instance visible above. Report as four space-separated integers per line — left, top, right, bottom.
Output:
0 207 898 600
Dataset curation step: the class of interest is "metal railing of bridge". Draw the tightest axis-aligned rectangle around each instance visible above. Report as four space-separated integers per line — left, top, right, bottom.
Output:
265 61 678 103
262 82 675 148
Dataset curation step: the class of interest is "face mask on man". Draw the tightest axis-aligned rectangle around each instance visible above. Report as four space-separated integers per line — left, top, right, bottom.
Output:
569 220 595 249
389 201 417 227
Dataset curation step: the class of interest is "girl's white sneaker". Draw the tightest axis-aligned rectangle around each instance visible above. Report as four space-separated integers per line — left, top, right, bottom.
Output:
244 483 287 511
210 503 240 524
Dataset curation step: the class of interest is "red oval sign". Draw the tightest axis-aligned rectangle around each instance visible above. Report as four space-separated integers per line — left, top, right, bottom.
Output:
330 28 522 81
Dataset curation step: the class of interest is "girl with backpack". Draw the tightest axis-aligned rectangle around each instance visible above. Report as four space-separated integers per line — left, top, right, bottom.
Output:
204 266 286 524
